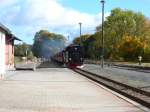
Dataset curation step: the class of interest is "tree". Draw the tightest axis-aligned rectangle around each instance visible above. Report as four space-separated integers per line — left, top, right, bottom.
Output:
74 8 150 61
98 8 150 61
32 30 66 58
118 35 144 61
73 34 91 45
14 43 30 57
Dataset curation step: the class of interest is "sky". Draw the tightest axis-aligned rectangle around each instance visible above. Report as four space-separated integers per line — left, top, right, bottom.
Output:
0 0 150 44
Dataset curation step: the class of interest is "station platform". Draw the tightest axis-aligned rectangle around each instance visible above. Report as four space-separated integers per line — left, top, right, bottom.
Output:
0 68 147 112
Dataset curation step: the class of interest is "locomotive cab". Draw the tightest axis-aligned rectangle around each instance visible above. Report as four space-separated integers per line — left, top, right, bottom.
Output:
64 45 84 68
52 44 84 68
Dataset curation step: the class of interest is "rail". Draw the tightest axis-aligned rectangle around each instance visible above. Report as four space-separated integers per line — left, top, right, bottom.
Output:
74 68 150 109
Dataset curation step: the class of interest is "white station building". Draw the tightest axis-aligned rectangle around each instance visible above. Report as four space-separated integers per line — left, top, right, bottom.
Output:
0 23 21 78
0 26 6 78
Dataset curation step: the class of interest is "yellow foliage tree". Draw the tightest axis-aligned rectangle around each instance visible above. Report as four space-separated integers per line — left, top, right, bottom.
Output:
118 35 145 61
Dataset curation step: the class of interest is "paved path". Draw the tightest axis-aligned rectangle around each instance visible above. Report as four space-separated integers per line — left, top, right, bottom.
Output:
0 68 146 112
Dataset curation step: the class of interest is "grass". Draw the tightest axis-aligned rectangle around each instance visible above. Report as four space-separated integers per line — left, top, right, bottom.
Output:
85 59 150 67
114 61 150 67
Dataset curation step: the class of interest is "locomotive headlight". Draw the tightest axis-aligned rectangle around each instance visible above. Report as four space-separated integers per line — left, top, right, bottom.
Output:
69 58 72 61
75 47 77 50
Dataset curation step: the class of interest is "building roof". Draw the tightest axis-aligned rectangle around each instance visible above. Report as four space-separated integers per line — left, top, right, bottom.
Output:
6 34 22 42
0 23 22 41
0 23 11 34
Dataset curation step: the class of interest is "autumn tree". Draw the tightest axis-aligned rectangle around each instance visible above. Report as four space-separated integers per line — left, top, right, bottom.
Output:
99 8 150 61
73 8 150 61
117 35 144 61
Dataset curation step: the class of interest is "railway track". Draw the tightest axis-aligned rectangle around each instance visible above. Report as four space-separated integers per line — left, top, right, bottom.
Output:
74 68 150 109
111 64 150 73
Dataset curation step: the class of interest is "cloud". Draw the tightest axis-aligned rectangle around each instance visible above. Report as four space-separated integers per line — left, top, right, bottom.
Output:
0 0 109 43
0 0 18 8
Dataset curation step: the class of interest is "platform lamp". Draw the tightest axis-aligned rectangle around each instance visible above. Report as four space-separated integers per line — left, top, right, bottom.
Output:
79 22 82 46
100 0 105 68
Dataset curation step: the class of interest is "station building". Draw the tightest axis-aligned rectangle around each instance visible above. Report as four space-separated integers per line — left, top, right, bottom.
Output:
0 23 21 78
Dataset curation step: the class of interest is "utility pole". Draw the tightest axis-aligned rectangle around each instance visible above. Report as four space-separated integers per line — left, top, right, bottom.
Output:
100 0 105 68
79 22 82 46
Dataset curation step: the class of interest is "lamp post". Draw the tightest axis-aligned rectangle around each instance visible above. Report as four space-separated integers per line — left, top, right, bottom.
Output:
100 0 105 68
67 35 70 45
68 35 70 41
79 22 82 46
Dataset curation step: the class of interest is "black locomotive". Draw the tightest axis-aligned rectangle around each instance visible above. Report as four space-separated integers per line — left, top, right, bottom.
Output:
52 44 84 68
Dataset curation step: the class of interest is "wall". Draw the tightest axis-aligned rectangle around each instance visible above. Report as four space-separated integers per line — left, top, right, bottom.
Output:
0 31 6 77
5 36 14 69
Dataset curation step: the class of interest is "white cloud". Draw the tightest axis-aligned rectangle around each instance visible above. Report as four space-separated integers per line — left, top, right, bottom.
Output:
0 0 109 43
0 0 18 8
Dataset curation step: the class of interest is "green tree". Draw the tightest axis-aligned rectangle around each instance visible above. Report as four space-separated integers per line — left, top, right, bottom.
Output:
14 43 30 57
32 30 66 58
73 34 91 45
99 8 150 61
74 8 150 61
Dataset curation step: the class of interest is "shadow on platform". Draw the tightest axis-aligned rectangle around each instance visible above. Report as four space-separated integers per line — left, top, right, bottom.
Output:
37 61 65 68
15 62 36 71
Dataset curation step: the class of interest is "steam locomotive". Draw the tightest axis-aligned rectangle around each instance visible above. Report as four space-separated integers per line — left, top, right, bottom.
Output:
52 44 84 68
